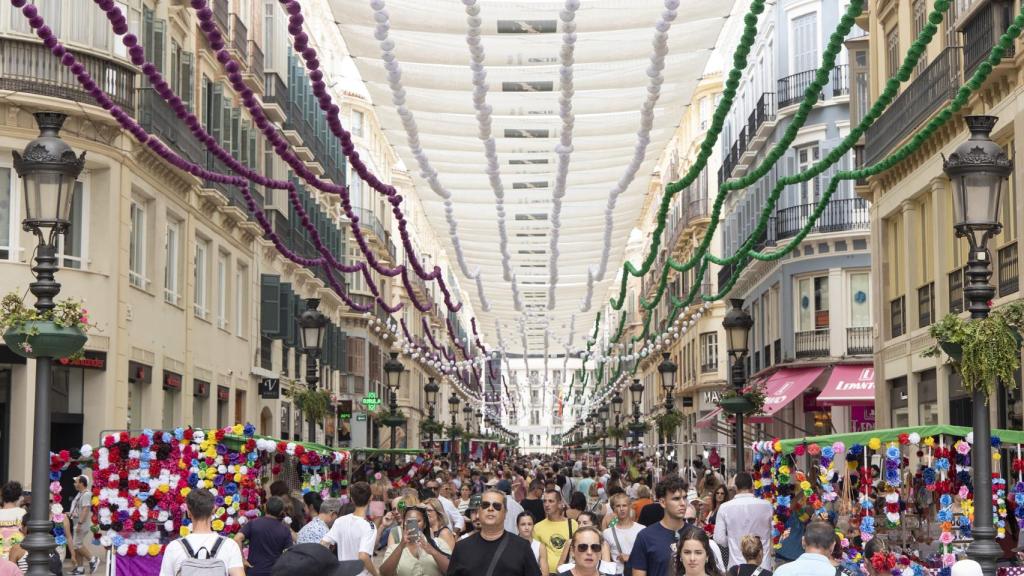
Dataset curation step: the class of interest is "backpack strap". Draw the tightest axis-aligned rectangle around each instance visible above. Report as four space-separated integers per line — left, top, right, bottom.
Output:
179 538 198 559
208 537 225 559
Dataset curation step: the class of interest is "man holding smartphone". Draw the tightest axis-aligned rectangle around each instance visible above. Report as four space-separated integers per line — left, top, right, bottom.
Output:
446 489 540 576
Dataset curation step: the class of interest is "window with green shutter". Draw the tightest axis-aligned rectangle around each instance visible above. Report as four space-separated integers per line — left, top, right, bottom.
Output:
182 52 195 112
260 274 281 335
278 282 294 344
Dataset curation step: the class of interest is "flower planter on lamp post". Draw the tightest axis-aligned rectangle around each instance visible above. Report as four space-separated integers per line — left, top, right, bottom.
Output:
722 298 753 474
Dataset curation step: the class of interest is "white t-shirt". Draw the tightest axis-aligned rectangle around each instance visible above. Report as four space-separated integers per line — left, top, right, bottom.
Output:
322 513 377 576
602 522 645 575
158 533 244 576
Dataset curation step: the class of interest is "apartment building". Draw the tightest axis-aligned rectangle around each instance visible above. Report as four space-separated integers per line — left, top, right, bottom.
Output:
0 0 476 485
697 0 875 450
859 0 1024 432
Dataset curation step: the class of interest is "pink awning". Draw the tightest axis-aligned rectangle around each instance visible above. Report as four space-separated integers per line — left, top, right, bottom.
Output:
817 364 875 405
750 366 826 422
695 407 723 429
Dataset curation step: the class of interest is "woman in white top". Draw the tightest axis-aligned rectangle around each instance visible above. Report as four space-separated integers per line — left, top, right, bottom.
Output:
68 475 97 575
517 511 549 576
454 484 473 516
380 506 451 576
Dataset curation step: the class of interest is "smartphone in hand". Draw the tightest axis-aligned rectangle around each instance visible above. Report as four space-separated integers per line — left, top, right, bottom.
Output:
405 518 422 543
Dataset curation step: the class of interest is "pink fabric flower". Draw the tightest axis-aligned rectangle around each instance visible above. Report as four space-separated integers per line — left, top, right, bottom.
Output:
939 531 954 544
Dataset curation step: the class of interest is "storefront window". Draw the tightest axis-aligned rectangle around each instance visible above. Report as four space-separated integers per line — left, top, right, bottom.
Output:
917 369 938 425
51 367 84 414
281 402 291 440
889 376 908 427
999 367 1023 432
193 396 206 428
162 389 178 431
948 369 971 427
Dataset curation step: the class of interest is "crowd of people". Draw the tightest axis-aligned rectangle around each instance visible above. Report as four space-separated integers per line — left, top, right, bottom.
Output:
0 453 1017 576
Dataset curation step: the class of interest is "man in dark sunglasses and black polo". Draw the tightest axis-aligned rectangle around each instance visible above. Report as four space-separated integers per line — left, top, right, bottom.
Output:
446 489 541 576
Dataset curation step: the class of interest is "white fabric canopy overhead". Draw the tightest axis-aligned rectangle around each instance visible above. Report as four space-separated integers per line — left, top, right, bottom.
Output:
329 0 733 353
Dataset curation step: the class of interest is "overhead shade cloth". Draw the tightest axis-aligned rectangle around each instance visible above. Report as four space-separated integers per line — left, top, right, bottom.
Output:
750 366 827 422
817 364 875 405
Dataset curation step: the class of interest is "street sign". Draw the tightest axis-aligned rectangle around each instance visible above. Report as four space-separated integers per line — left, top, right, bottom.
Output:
259 378 280 399
360 392 381 411
356 414 367 422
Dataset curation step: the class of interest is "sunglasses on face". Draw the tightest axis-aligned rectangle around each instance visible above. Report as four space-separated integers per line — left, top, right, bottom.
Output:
576 543 602 554
480 501 504 511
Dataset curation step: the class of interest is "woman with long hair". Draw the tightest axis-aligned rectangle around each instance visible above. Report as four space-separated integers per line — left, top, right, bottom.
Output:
557 512 612 570
705 485 731 527
455 483 473 516
517 511 550 575
674 526 724 576
379 506 451 576
423 498 456 551
556 526 607 576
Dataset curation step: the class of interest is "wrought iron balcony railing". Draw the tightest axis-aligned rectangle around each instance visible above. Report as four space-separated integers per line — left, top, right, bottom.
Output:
795 329 830 358
774 197 869 240
998 241 1019 298
846 326 872 355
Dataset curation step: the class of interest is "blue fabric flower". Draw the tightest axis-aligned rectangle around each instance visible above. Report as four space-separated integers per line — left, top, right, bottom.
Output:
991 436 1001 448
142 428 154 439
886 468 900 485
49 471 60 482
937 510 953 522
860 516 875 533
224 483 238 495
859 497 874 510
244 423 256 436
161 432 172 443
940 494 953 507
923 467 936 485
849 444 864 457
935 458 950 471
175 427 185 440
886 446 900 460
821 447 835 459
112 535 125 547
940 568 952 576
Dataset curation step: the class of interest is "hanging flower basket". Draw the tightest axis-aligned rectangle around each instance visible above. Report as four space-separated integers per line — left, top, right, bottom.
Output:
655 409 684 436
419 419 444 436
719 395 758 415
628 421 650 434
0 293 94 359
924 301 1024 399
3 320 87 359
380 411 407 428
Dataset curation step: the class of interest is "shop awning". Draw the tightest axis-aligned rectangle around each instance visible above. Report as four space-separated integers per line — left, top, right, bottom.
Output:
816 364 875 405
695 407 723 429
751 366 827 422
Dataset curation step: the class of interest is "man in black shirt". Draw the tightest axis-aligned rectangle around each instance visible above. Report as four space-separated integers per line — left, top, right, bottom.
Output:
521 479 545 522
447 489 540 576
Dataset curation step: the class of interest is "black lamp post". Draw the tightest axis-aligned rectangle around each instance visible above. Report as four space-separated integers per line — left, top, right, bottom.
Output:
598 403 609 459
383 351 405 455
14 112 85 576
723 298 753 474
424 377 439 450
298 298 328 444
611 390 623 455
475 408 483 436
448 391 461 463
943 115 1012 576
658 352 678 461
629 378 644 448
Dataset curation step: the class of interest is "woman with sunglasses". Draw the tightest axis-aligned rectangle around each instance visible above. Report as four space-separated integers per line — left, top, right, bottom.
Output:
380 506 451 576
556 526 612 576
705 487 730 528
557 512 612 571
673 525 724 576
423 498 457 551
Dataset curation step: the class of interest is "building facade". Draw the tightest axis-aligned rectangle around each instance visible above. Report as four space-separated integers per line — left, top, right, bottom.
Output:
701 0 875 457
859 0 1024 432
0 0 479 486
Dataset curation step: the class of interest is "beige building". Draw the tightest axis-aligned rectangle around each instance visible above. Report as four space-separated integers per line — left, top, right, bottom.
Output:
0 0 478 486
859 0 1024 431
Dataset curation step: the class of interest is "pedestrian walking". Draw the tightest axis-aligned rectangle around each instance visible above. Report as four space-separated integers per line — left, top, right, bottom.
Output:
158 488 245 576
322 481 379 576
446 489 540 576
712 474 772 571
297 497 342 544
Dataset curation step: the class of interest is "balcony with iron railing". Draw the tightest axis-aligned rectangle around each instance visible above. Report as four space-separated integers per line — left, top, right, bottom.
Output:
746 92 776 143
777 69 821 109
349 207 389 249
963 0 1016 78
948 266 965 314
138 88 204 167
249 41 265 87
231 15 247 57
774 197 869 240
212 0 230 37
890 295 906 338
0 36 136 116
847 326 872 355
795 328 830 358
998 241 1019 298
831 64 850 98
263 71 287 106
918 281 936 328
865 46 961 165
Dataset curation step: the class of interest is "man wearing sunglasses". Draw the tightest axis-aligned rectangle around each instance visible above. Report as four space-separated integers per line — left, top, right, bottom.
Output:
446 489 541 576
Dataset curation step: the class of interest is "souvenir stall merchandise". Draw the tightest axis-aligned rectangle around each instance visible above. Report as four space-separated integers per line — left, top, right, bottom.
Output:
752 425 1024 574
64 425 351 575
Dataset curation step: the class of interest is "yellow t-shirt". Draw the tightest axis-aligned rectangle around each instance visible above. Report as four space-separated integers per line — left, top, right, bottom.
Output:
534 517 577 572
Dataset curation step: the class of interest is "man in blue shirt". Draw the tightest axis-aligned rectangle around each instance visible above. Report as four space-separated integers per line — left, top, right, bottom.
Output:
628 475 688 576
773 521 837 576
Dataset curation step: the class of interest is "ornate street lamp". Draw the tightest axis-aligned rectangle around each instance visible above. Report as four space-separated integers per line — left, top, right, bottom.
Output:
448 392 461 462
382 352 406 455
598 403 609 458
475 408 483 436
611 390 624 454
13 112 85 576
943 115 1013 576
424 377 439 449
628 378 644 447
462 404 473 437
658 352 678 410
722 298 753 473
297 298 328 443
